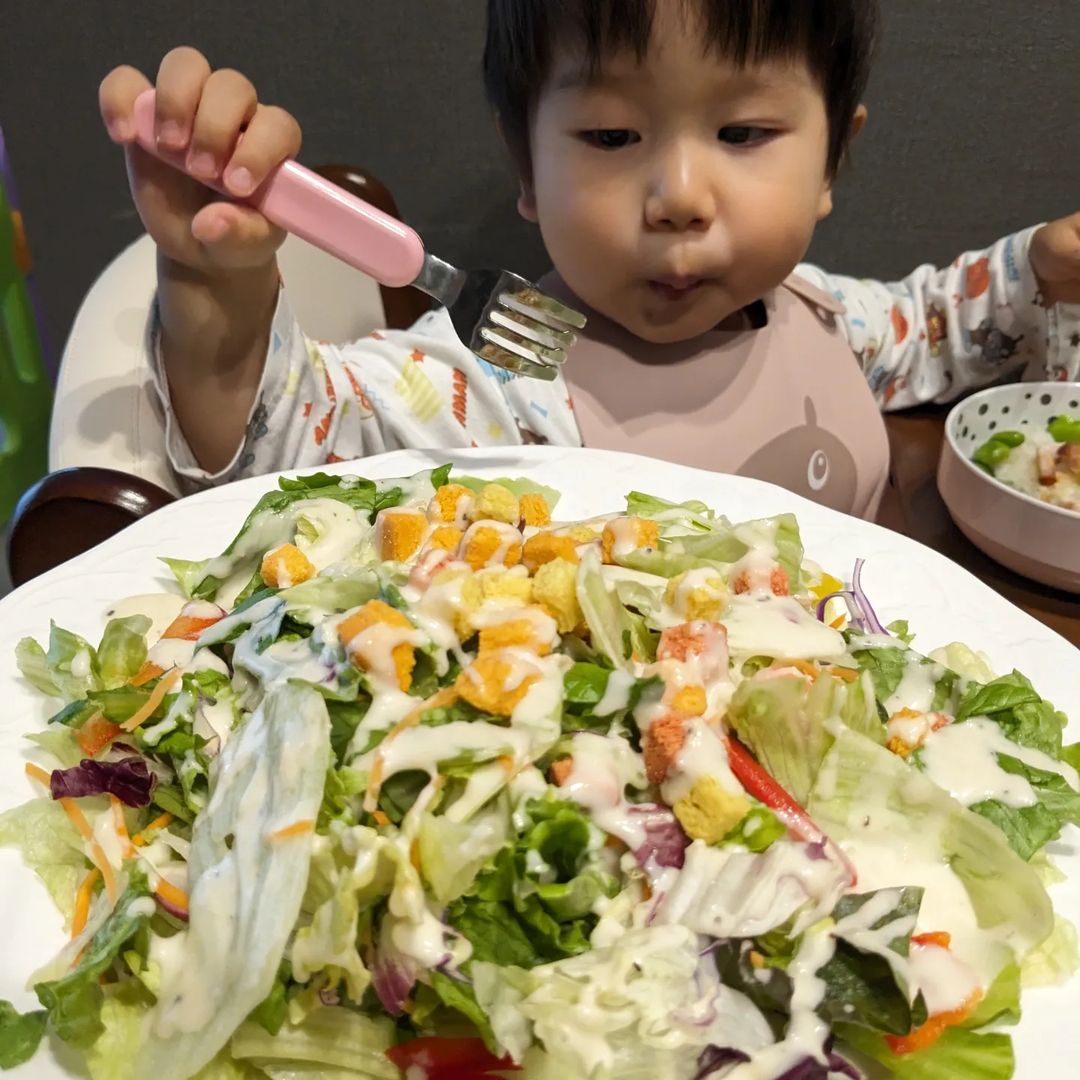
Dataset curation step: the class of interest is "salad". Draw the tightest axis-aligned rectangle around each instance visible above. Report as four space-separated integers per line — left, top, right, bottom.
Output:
1 465 1078 1080
972 413 1080 512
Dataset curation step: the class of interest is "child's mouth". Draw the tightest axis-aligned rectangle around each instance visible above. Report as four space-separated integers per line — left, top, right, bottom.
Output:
647 276 706 301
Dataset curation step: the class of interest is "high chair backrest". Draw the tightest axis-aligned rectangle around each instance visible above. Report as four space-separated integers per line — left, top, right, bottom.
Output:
0 155 51 527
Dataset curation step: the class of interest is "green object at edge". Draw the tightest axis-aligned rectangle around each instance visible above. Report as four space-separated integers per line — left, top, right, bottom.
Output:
0 175 51 528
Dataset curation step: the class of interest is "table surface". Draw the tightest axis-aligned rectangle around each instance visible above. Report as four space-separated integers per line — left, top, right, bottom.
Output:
880 408 1080 649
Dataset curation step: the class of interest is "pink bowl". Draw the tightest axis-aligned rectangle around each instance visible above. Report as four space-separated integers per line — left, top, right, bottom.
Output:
937 382 1080 593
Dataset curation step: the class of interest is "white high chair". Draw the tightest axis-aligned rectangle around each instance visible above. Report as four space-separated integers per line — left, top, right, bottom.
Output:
9 166 432 584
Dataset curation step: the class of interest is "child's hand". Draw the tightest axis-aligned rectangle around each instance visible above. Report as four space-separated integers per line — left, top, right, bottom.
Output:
1031 213 1080 306
99 47 301 277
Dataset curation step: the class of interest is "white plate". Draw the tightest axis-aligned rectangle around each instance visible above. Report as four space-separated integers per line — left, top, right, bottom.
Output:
2 446 1078 1079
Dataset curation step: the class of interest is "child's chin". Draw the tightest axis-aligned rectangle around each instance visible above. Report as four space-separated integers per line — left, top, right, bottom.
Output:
618 304 736 345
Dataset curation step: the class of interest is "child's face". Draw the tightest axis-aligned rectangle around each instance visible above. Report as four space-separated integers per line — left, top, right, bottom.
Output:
518 8 837 343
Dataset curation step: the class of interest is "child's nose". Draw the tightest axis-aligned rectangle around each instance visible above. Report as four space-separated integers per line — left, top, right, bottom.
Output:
643 144 716 233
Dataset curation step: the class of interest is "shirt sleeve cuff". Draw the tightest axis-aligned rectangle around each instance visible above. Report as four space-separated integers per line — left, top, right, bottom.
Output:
145 285 297 486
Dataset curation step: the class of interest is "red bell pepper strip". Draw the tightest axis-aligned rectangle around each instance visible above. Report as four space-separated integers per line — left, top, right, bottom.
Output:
725 734 858 887
385 1036 520 1079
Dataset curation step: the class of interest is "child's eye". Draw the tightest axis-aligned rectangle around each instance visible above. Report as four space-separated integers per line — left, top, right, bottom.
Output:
579 129 640 150
718 126 774 146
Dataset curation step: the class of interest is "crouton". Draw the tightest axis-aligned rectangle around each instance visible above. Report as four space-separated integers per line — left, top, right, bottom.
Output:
427 525 464 552
532 558 583 633
460 522 523 571
338 600 417 691
549 757 574 786
669 685 707 717
519 493 552 527
730 558 790 597
375 507 427 562
429 484 474 525
643 713 687 785
260 543 316 588
456 653 537 715
656 622 729 682
522 532 580 574
601 517 659 564
665 569 728 622
467 483 520 526
478 614 554 657
673 776 751 844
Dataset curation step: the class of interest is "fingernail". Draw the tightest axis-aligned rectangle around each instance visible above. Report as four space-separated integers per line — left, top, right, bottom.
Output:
158 120 186 148
225 166 254 196
107 117 132 142
187 151 218 179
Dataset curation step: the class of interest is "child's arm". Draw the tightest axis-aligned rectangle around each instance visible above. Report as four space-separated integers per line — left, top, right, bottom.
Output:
100 49 302 472
146 297 581 488
795 217 1080 410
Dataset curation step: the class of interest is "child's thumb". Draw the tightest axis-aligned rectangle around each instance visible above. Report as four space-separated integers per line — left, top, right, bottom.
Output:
190 203 285 270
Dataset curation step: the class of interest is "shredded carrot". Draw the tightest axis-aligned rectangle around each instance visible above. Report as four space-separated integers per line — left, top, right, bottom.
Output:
71 868 101 938
59 797 118 904
120 668 182 732
132 812 174 847
885 990 982 1055
76 713 122 757
267 818 315 842
129 661 165 687
110 795 135 859
829 615 846 630
828 666 860 683
772 658 820 680
363 686 458 811
154 877 190 915
372 810 391 827
912 931 952 950
24 762 51 788
162 612 223 641
410 838 423 874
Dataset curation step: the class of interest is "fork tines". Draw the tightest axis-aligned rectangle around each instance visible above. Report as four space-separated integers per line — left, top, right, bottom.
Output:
476 275 587 380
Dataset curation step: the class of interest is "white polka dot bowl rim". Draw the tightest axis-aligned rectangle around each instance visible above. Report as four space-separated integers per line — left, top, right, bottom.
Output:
938 381 1080 594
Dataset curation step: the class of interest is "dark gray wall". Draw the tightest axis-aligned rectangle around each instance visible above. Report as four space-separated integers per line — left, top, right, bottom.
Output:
2 1 1078 371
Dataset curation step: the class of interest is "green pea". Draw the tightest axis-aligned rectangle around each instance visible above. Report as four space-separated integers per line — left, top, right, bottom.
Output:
972 438 1014 473
989 430 1025 448
1048 414 1080 444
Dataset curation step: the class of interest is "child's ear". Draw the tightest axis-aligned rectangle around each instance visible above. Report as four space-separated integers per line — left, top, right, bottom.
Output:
517 181 539 223
494 111 539 223
849 104 869 142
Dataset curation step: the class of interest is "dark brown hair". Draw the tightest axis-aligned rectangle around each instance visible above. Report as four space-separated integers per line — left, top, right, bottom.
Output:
483 0 879 177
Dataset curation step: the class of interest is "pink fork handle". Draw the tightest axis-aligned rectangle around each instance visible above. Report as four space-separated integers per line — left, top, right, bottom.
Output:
131 90 425 287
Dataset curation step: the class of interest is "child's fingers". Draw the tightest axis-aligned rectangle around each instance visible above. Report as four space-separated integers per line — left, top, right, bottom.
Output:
223 104 302 197
190 202 286 269
155 46 212 151
99 65 152 143
185 68 259 183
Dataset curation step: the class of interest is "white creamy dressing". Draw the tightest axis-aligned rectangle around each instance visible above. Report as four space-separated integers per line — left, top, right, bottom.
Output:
722 595 847 660
69 648 93 681
594 669 636 716
293 500 369 571
837 835 1007 988
459 520 521 567
606 516 652 558
885 660 945 717
561 733 649 850
921 716 1080 808
728 928 835 1079
661 717 743 803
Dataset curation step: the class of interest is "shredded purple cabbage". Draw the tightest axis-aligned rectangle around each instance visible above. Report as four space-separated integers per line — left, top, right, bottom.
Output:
815 559 888 638
50 756 156 807
630 804 690 870
694 1046 751 1079
850 558 888 636
155 892 189 923
371 949 417 1016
